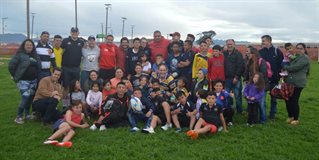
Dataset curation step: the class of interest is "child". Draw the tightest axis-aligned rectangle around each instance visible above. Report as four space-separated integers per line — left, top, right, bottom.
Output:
195 89 208 119
169 76 189 104
43 102 89 148
67 80 87 117
191 68 209 103
139 76 150 98
127 88 155 132
186 91 227 140
151 54 166 74
208 45 225 89
122 77 133 95
280 43 293 76
86 82 103 115
102 79 116 103
213 80 234 126
140 52 152 75
131 64 144 87
171 91 197 133
244 73 265 126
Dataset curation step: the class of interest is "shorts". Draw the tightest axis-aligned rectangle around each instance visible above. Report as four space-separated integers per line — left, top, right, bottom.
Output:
61 66 80 88
178 114 190 127
52 119 65 132
203 121 217 133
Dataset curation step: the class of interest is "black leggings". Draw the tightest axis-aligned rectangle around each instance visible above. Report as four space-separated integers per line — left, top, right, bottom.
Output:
285 87 303 120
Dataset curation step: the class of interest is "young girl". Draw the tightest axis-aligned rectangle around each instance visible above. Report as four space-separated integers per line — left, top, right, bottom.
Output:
186 91 227 140
86 82 103 115
43 102 89 148
102 79 116 103
67 80 87 116
170 77 189 104
140 52 152 75
195 89 208 119
244 73 265 126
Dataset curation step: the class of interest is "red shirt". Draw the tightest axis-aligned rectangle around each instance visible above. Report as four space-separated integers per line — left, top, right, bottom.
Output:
99 43 118 69
149 37 170 63
208 54 225 81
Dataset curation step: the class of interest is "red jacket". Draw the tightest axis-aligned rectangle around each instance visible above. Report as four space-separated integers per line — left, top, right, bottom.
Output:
208 54 225 81
149 37 170 63
99 43 118 69
117 46 127 72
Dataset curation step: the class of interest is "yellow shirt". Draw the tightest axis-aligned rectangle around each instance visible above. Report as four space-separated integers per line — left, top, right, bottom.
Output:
53 47 63 68
192 53 210 79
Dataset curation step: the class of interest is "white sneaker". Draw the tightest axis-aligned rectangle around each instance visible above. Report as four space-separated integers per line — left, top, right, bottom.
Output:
227 122 233 126
14 117 24 124
161 123 172 131
142 127 155 134
90 124 97 131
99 125 106 131
43 139 58 145
130 127 140 132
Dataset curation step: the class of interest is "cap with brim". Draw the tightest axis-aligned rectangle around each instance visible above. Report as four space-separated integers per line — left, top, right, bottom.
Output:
169 32 181 37
71 27 79 32
88 36 95 40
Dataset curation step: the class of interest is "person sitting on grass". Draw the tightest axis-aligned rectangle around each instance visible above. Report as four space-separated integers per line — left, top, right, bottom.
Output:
86 82 102 116
195 89 208 119
43 101 89 148
171 91 197 133
102 79 116 103
131 64 144 87
66 80 87 117
186 91 228 140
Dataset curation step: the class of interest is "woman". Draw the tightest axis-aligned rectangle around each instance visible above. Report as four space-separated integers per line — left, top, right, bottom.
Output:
110 68 124 89
83 70 103 94
283 43 310 125
8 39 41 124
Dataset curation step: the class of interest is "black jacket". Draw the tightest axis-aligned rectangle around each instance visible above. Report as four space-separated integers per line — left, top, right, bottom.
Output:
223 49 245 79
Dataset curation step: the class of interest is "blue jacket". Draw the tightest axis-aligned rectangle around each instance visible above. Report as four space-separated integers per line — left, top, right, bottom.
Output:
216 90 233 109
243 83 265 103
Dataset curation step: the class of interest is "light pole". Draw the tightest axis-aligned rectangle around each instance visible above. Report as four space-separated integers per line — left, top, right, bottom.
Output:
26 0 30 38
105 3 111 37
31 13 35 40
101 23 104 35
121 17 127 38
131 25 134 41
2 17 8 34
75 0 78 28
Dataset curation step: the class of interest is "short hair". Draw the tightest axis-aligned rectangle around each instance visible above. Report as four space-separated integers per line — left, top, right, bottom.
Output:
213 79 224 87
141 37 147 41
154 30 161 35
212 45 222 51
117 81 126 87
151 78 160 84
133 87 142 93
200 41 207 45
135 63 143 68
187 34 195 41
204 36 212 41
284 43 292 49
106 34 114 39
172 41 180 47
197 89 208 99
139 75 149 81
91 81 100 89
120 37 129 43
226 39 235 43
184 40 193 46
89 70 98 76
175 91 186 99
207 91 217 98
177 76 188 86
261 35 272 42
53 67 62 73
103 79 111 86
54 35 62 39
133 37 140 43
156 54 163 58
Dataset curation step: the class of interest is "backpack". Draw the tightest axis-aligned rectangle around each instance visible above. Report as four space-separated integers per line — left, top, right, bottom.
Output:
258 58 273 78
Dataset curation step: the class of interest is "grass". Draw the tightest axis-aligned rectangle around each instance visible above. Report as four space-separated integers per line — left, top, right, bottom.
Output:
0 57 318 160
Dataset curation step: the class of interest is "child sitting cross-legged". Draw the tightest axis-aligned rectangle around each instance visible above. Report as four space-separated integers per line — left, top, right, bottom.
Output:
186 91 228 140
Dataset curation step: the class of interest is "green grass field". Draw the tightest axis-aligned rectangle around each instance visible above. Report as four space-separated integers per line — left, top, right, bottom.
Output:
0 57 318 160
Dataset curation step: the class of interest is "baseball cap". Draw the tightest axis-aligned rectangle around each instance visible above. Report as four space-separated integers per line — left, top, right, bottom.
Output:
169 32 181 37
70 27 79 32
88 36 95 41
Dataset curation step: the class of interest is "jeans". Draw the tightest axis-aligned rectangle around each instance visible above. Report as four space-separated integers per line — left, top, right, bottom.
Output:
259 94 267 122
247 102 259 124
17 79 37 118
261 83 278 119
80 70 90 89
225 78 243 113
32 97 61 123
127 109 152 128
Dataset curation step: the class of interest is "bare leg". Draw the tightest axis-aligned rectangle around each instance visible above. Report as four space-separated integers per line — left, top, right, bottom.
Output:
150 115 161 129
47 123 71 140
162 102 171 124
172 113 180 128
189 115 196 130
194 125 211 134
62 129 75 142
194 118 205 130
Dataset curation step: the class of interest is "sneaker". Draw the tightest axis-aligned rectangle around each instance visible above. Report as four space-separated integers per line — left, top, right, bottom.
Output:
25 115 34 120
286 117 294 124
186 130 194 137
161 123 172 131
290 120 299 125
130 127 140 132
14 117 24 124
142 127 155 134
56 141 73 148
218 126 223 132
43 139 58 145
227 122 233 126
246 123 253 127
191 132 199 140
90 124 97 131
99 125 106 131
175 128 182 133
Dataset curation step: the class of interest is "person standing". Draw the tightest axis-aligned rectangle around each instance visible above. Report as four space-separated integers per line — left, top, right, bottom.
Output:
192 41 210 79
117 37 129 73
126 38 142 78
52 35 63 69
99 34 118 80
8 39 41 124
223 39 245 114
149 30 170 63
81 36 100 88
259 35 284 119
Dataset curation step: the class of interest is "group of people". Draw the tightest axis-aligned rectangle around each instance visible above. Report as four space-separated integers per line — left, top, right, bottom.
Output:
8 27 310 147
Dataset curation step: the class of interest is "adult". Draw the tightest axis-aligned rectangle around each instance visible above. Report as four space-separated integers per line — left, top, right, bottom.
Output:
110 68 125 90
81 36 100 88
99 34 118 80
151 64 176 92
140 37 152 61
36 31 56 80
126 38 142 77
283 43 310 125
149 30 170 63
83 70 103 94
259 35 283 119
243 46 268 123
32 68 63 124
186 33 200 53
117 37 129 73
223 39 245 114
178 40 194 88
168 32 184 56
192 41 209 79
8 39 41 124
52 35 63 68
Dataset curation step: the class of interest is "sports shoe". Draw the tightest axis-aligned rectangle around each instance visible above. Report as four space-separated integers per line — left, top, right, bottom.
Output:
290 120 299 125
14 117 24 124
56 141 73 148
218 126 223 132
90 124 97 131
43 139 58 145
25 115 34 120
286 117 294 124
161 123 172 131
130 127 140 132
99 125 106 131
246 123 253 127
175 128 182 133
227 122 233 126
142 127 155 134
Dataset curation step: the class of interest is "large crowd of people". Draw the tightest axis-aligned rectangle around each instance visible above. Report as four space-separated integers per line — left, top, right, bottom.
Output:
8 27 310 147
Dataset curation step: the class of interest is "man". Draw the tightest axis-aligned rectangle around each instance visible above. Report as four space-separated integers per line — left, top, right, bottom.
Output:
223 39 245 114
126 38 142 77
61 27 84 89
117 37 129 73
149 30 170 63
186 33 200 53
36 31 56 80
168 32 184 57
52 35 63 68
32 68 62 124
192 41 209 79
140 37 152 61
99 34 118 80
81 36 100 87
178 40 194 88
259 35 283 120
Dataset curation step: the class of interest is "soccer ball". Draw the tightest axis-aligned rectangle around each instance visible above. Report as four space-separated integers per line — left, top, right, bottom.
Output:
130 97 142 112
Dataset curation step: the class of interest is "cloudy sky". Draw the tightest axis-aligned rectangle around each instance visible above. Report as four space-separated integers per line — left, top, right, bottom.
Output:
0 0 318 42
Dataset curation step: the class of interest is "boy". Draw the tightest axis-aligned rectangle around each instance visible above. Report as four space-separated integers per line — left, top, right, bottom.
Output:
171 91 197 133
151 54 166 74
208 45 225 88
131 64 144 87
186 91 227 140
280 43 296 76
127 88 155 132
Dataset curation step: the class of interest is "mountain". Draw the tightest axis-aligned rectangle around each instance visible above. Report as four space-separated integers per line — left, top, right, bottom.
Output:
0 33 27 44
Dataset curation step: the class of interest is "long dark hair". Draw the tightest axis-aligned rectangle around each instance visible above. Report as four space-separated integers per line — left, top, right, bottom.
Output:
17 39 37 56
296 43 310 76
247 46 261 76
69 79 81 106
250 72 265 91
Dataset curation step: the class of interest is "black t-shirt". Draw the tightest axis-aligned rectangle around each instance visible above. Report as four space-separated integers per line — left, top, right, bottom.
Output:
20 56 38 80
61 36 84 68
179 50 194 75
172 101 195 114
152 95 168 116
200 103 223 126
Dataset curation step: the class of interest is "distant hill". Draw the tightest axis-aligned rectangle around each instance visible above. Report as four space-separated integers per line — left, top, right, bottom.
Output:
213 39 250 45
0 33 27 44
